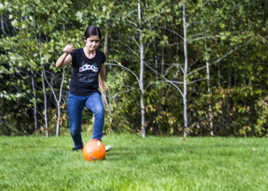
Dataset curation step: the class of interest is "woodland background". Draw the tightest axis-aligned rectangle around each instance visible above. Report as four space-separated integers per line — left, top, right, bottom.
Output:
0 0 267 137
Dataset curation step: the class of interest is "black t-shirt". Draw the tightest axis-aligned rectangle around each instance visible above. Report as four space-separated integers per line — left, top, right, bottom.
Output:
69 48 106 96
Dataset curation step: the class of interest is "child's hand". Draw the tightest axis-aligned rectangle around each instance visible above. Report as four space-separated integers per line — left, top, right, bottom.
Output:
63 44 73 54
100 82 108 92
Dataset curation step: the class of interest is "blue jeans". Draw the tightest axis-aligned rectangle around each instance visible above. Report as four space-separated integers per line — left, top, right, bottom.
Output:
67 92 105 149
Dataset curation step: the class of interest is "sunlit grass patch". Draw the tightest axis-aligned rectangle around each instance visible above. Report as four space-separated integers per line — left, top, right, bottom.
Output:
0 135 267 191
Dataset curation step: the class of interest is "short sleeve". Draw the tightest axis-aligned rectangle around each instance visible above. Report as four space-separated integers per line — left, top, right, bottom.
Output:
70 50 75 58
70 49 79 68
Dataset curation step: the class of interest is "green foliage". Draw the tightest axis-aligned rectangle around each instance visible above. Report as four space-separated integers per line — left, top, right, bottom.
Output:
0 0 267 136
255 96 268 135
105 69 140 133
189 86 267 137
144 81 183 135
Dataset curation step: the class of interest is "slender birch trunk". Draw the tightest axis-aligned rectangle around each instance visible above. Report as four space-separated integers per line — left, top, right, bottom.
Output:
152 23 158 81
41 69 48 136
104 23 109 61
44 69 65 137
182 1 189 137
201 0 214 136
0 14 7 35
138 0 146 137
56 69 65 137
31 70 38 131
41 25 66 137
205 49 214 136
153 40 158 81
161 47 165 75
37 39 49 136
102 23 113 124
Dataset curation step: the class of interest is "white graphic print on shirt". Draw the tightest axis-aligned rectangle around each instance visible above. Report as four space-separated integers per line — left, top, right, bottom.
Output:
79 61 99 73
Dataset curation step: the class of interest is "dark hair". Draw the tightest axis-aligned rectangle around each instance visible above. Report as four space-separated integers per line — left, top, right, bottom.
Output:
83 25 101 40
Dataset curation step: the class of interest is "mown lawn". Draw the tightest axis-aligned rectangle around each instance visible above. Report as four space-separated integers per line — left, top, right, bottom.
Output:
0 134 267 191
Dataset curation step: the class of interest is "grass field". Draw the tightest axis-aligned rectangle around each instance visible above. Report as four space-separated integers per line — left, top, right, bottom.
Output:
0 134 267 191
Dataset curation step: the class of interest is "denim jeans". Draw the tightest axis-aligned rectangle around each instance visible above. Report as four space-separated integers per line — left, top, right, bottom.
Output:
67 92 105 149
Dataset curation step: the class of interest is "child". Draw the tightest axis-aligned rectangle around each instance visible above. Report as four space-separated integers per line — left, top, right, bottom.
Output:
56 25 110 151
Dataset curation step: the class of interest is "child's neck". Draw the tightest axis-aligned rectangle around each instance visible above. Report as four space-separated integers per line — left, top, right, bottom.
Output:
83 47 96 59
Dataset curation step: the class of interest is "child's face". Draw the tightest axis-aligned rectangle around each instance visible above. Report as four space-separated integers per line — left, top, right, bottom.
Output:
84 35 100 51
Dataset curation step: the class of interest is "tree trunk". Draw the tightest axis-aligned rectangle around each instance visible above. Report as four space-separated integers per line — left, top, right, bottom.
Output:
154 41 158 81
41 69 49 136
161 47 165 75
103 23 113 124
55 68 65 137
0 14 7 36
182 1 189 137
38 39 49 137
138 0 146 137
31 71 38 131
44 67 65 137
204 41 214 136
206 58 214 136
201 0 214 136
104 23 109 58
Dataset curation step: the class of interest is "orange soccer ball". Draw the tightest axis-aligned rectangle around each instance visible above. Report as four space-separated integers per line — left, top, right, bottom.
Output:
82 139 106 161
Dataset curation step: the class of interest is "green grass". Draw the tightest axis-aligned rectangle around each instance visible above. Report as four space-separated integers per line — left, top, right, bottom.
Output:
0 134 267 191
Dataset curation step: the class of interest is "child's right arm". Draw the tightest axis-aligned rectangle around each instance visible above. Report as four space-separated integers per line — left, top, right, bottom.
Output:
56 44 73 67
